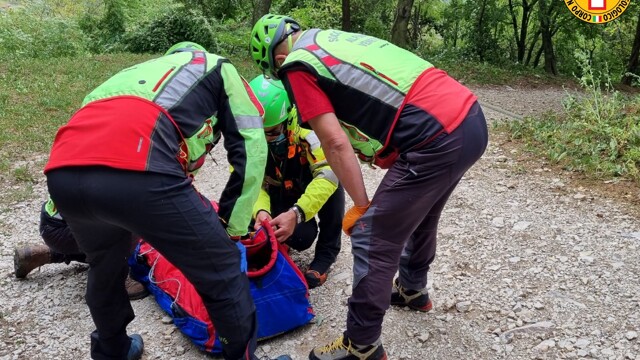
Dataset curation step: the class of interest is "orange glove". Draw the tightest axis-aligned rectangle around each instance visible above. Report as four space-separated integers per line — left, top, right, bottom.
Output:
342 203 370 236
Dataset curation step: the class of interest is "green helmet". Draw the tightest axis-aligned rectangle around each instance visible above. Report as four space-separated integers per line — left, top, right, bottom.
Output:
249 75 290 127
164 41 206 56
250 14 300 79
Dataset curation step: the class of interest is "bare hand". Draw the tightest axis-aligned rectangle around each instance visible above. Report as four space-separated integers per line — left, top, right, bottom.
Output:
269 210 297 243
254 210 272 230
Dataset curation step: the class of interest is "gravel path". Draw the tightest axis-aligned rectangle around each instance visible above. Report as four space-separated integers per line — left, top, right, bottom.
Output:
1 85 639 360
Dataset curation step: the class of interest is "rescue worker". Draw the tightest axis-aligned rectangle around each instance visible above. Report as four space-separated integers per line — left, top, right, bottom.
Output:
250 16 489 360
44 41 291 360
13 198 148 299
248 75 344 289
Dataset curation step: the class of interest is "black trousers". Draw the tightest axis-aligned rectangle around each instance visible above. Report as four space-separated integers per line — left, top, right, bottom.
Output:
40 203 142 265
346 102 489 344
271 186 344 274
47 167 257 360
39 203 86 263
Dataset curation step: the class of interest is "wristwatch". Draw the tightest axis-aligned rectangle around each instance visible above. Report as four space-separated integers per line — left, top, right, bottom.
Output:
290 205 304 224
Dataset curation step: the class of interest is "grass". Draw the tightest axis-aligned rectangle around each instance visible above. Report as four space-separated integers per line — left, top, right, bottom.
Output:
0 48 583 171
0 53 154 205
0 52 262 165
0 51 261 207
497 82 640 183
435 59 576 87
0 53 154 161
4 50 637 207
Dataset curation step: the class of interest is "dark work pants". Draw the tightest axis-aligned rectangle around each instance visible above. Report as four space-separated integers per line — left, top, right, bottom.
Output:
272 186 344 274
39 203 86 264
346 102 489 344
47 167 257 360
40 203 142 265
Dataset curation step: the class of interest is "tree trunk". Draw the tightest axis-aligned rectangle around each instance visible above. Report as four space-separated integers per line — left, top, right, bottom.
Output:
342 0 351 31
533 44 543 68
409 1 422 46
525 29 541 66
476 0 488 60
508 0 539 63
252 0 272 25
391 0 414 48
508 0 521 60
622 12 640 85
447 0 461 48
538 0 557 75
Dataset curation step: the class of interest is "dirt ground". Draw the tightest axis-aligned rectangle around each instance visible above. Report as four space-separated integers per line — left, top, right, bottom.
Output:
1 84 639 360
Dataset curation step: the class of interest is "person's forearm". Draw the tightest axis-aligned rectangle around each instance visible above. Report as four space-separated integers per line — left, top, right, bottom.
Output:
310 120 369 206
322 137 368 206
307 112 368 206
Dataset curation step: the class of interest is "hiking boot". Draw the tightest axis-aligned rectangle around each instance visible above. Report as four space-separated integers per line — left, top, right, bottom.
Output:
125 275 148 300
127 334 144 360
309 335 387 360
14 245 53 278
390 278 433 312
305 269 328 289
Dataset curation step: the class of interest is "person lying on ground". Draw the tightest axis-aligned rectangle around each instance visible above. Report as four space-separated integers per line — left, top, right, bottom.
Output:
14 198 148 300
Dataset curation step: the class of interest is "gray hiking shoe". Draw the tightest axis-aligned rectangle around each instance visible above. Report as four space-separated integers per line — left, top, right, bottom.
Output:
309 335 387 360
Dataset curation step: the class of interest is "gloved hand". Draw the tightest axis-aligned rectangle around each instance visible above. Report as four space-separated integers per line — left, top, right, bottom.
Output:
342 202 370 236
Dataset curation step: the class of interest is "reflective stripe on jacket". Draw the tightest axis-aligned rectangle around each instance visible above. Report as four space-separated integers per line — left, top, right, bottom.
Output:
45 51 266 236
279 29 476 167
253 107 338 221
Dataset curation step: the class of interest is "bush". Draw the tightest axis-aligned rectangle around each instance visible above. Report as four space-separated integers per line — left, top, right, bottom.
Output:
123 7 216 54
288 3 342 30
209 20 252 57
78 0 127 53
0 9 86 60
503 55 640 182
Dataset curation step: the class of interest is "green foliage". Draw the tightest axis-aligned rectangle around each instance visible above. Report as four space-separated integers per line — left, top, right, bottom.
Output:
120 0 179 22
351 0 395 40
227 53 262 80
461 0 510 62
7 0 85 17
439 0 464 48
273 0 394 40
414 26 445 58
424 47 564 86
78 0 126 53
3 0 639 87
287 0 342 30
503 55 640 182
123 6 216 54
0 8 85 60
175 0 245 20
553 15 637 81
210 20 252 57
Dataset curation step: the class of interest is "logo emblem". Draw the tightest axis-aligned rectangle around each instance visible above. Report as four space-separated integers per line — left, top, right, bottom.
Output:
563 0 631 24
